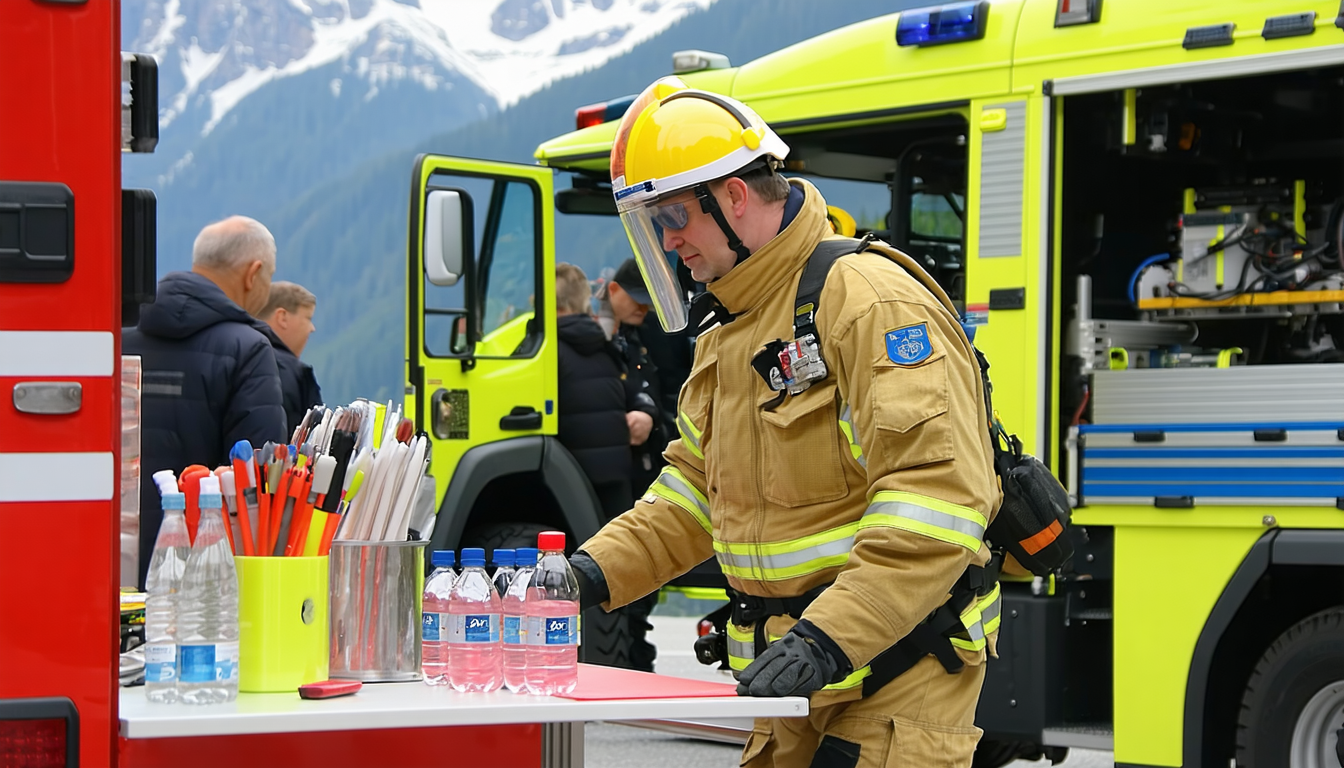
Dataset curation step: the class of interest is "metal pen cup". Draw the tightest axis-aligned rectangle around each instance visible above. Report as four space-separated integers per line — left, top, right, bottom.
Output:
327 540 427 682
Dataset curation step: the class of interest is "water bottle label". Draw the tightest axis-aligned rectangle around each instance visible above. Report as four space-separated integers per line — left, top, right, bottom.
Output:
179 642 239 683
449 613 500 643
422 612 449 642
215 641 239 682
144 643 176 683
503 615 523 645
526 615 578 646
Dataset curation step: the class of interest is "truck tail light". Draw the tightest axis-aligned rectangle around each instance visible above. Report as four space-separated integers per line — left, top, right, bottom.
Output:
0 698 78 768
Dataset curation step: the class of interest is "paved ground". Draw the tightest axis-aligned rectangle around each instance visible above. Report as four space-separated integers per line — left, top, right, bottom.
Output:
586 615 1113 768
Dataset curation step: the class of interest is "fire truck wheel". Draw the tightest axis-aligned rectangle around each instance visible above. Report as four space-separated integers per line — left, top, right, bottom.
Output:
1236 606 1344 768
468 521 633 670
971 739 1060 768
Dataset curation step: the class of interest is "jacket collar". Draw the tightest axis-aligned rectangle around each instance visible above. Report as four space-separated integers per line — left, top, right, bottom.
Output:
707 179 829 316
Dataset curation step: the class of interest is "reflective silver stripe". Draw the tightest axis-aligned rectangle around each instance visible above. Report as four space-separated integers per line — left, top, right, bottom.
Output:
861 492 987 552
0 331 114 376
838 403 866 468
0 452 114 502
982 589 1002 631
727 637 754 665
715 535 854 572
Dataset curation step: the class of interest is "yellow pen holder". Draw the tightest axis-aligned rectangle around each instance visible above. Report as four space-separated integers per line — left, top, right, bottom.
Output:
236 556 329 692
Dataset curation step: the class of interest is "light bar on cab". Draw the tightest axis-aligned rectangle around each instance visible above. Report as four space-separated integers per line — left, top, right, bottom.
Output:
896 1 990 47
575 94 637 131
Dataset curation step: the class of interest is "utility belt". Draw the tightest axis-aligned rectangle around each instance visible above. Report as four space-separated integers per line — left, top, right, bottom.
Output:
697 560 1001 697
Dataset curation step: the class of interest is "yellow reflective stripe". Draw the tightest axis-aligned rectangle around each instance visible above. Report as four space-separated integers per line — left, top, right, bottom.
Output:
726 623 755 670
677 410 704 460
822 665 871 690
712 523 857 581
979 583 1002 636
646 467 711 535
725 622 872 690
714 523 858 557
950 583 1001 652
717 553 852 581
838 403 866 468
860 491 987 553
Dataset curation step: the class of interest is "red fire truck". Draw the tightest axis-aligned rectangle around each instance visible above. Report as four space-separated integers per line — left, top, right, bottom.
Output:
1 1 157 765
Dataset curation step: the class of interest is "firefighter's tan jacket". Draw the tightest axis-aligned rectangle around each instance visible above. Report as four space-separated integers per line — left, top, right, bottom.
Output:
580 179 1002 707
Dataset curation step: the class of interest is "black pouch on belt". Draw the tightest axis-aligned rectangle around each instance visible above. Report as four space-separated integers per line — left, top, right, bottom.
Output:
975 347 1074 576
989 431 1074 576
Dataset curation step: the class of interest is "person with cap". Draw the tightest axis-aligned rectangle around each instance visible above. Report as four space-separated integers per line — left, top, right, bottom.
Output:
598 258 677 673
566 77 1002 767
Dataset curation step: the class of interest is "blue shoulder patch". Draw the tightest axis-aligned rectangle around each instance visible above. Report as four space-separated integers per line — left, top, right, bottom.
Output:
886 323 933 366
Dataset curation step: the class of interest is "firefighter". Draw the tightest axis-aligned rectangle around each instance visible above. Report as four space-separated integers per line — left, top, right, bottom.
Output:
568 78 1002 767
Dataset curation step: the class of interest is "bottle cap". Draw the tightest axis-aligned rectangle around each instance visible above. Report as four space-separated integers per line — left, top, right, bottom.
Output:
198 475 221 508
161 492 186 511
537 531 566 552
461 547 486 567
492 549 515 568
431 550 455 568
515 548 539 566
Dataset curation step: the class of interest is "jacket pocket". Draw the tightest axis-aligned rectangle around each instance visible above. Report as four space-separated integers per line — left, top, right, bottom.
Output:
870 357 953 471
760 390 848 507
885 716 982 768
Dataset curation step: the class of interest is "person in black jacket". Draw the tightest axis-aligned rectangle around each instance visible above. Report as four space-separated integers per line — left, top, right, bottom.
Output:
123 215 287 588
257 281 323 436
554 263 656 524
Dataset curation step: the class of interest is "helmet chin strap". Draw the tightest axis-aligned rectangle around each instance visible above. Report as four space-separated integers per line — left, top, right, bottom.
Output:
695 183 753 266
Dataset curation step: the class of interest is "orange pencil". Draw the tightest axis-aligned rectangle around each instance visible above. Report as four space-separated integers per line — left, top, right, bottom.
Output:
285 472 313 556
226 463 255 556
268 469 293 556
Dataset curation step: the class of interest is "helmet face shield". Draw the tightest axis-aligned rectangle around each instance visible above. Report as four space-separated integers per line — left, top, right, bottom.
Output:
618 201 688 332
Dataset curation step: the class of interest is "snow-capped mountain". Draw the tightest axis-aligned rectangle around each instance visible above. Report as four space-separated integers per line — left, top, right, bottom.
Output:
123 0 717 138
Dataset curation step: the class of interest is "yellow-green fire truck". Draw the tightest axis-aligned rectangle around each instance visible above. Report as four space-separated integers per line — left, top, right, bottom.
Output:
407 1 1344 764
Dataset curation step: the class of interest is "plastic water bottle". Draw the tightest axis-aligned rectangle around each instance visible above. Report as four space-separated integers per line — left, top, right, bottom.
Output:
143 487 190 703
448 548 502 692
524 532 580 696
491 549 516 597
176 476 239 704
502 547 538 693
421 550 456 686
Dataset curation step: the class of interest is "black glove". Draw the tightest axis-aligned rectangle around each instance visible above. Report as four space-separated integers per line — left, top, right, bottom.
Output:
570 551 610 611
736 622 848 698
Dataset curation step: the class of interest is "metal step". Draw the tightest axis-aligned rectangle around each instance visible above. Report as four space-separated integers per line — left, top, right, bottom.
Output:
1041 723 1114 750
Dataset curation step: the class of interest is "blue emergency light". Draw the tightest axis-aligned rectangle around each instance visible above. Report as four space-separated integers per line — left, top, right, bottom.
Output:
896 1 990 47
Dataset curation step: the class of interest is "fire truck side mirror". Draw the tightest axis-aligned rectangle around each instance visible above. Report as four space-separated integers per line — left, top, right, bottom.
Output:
121 189 156 328
424 188 473 287
121 53 158 154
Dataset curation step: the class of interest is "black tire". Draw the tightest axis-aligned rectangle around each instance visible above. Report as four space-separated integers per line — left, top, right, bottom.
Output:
464 521 633 669
468 521 550 561
1236 606 1344 768
971 740 1063 768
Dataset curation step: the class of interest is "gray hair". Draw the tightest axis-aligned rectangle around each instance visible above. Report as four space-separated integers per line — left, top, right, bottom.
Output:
555 263 592 315
192 216 276 272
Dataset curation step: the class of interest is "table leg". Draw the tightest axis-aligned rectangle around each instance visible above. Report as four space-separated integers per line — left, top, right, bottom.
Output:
542 721 584 768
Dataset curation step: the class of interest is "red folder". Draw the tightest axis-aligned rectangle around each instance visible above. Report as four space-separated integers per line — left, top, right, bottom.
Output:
554 664 739 701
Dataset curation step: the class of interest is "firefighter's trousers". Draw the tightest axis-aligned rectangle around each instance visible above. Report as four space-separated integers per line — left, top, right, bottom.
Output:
740 656 985 768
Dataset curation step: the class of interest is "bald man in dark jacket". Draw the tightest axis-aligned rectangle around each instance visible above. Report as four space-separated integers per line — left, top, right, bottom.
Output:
123 216 287 587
